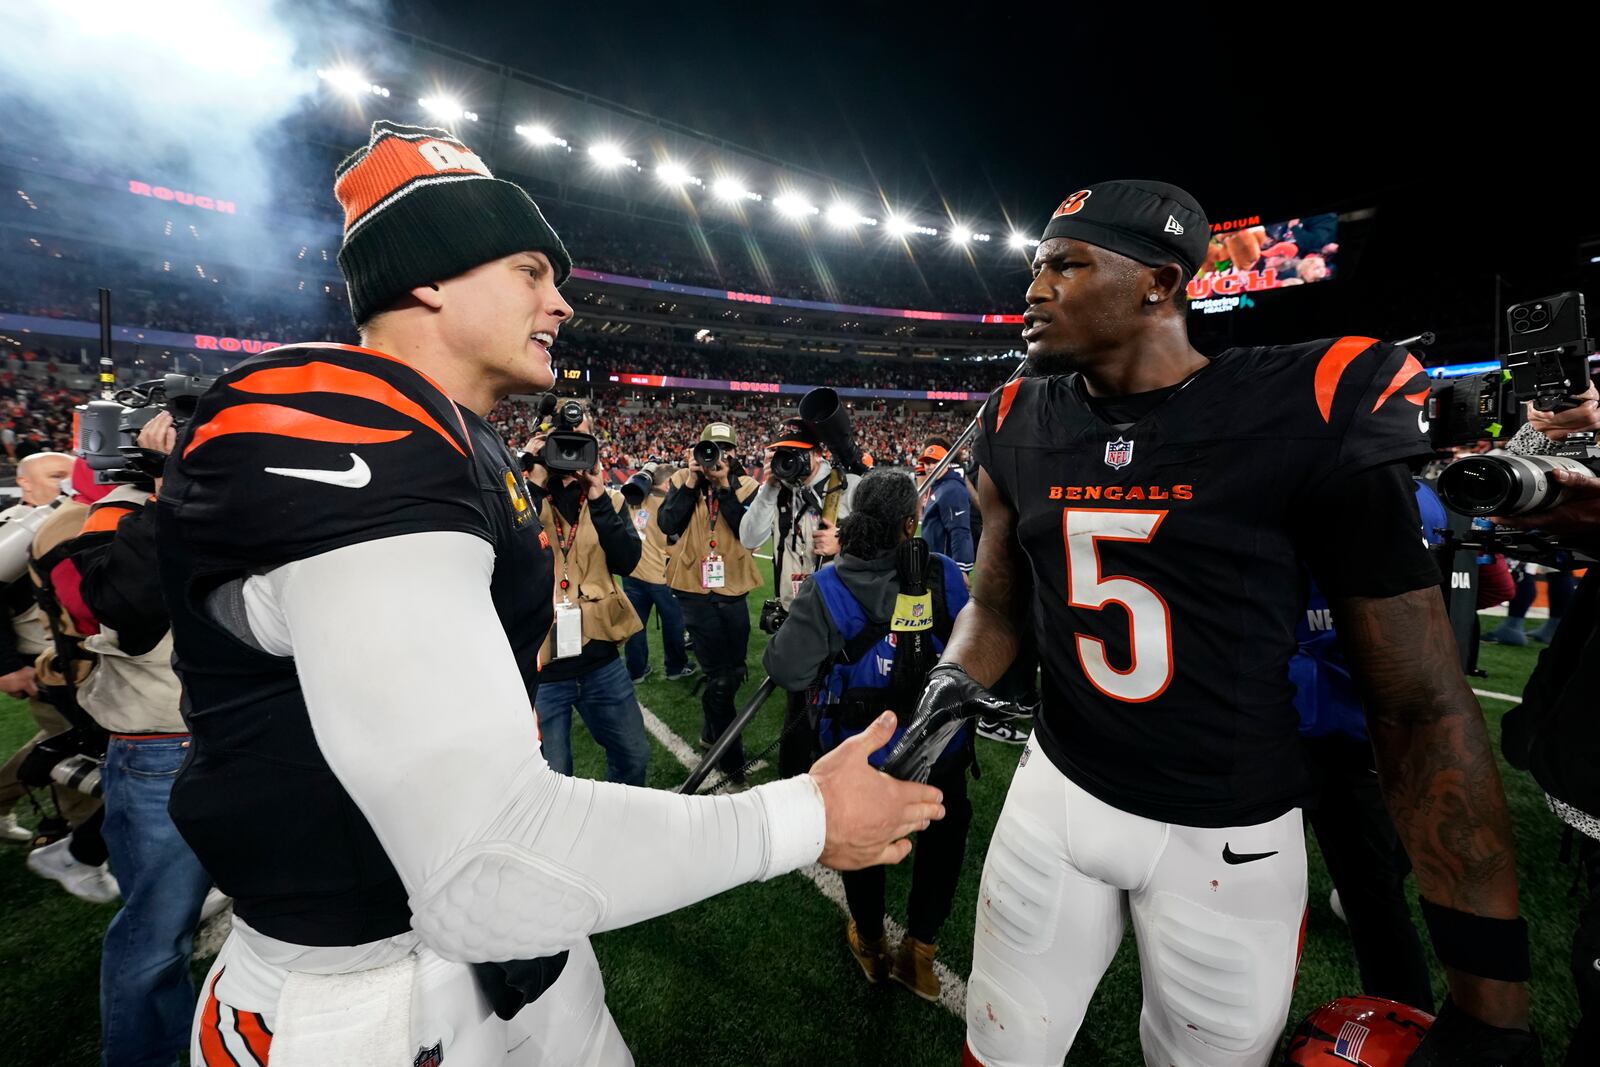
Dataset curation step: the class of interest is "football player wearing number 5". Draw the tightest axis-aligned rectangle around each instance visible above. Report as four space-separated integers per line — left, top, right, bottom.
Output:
887 181 1538 1067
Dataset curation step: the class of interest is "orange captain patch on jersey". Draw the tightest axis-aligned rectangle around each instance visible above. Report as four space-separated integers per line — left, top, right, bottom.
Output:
1313 336 1379 423
231 361 466 457
994 378 1025 433
183 403 412 459
1371 352 1426 413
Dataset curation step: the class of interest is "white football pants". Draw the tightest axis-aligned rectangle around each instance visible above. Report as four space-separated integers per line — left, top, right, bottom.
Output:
192 928 631 1066
965 745 1308 1067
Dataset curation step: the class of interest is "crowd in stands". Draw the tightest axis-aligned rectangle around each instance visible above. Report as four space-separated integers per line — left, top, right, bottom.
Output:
488 397 972 478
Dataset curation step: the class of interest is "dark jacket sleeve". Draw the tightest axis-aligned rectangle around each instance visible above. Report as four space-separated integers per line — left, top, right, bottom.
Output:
714 486 747 539
762 574 841 692
0 585 29 675
75 505 170 658
938 481 975 567
657 480 697 539
587 492 641 576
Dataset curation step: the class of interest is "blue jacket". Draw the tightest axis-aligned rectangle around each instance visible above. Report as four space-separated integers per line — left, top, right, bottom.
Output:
1292 480 1447 741
920 470 974 567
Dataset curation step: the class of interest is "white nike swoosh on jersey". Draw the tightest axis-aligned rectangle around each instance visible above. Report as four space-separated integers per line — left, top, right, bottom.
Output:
1417 409 1430 434
953 510 966 517
263 454 372 489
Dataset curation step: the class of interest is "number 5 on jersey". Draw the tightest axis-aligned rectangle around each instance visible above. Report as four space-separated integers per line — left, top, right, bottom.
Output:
1063 509 1173 703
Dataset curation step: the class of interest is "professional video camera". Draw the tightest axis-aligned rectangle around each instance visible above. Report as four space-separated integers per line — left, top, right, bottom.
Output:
528 394 598 475
758 597 789 635
1431 292 1598 518
76 373 214 485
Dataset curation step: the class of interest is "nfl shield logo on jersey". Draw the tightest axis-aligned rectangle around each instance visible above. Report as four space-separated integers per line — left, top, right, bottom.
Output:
1104 437 1134 469
414 1041 444 1067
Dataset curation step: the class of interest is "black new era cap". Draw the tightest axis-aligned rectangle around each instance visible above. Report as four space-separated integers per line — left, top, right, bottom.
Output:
1040 180 1210 275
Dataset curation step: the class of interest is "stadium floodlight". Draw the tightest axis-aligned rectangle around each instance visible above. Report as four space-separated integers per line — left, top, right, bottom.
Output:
588 143 638 170
971 232 992 243
826 203 878 228
419 96 476 122
773 193 819 218
1008 232 1038 250
887 215 937 237
950 226 973 244
318 68 389 98
656 162 702 187
515 124 568 149
712 177 761 202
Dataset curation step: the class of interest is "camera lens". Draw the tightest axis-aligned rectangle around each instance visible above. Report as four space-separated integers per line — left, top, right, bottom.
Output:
1438 456 1515 514
693 441 722 468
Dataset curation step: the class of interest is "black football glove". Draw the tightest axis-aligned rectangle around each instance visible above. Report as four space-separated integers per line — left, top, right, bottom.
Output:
1408 998 1542 1066
882 663 1023 782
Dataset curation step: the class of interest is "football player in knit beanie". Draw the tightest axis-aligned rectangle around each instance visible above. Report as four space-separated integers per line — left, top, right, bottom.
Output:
333 120 574 411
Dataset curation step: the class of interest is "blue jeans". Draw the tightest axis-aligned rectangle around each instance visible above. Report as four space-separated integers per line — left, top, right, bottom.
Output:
100 735 212 1067
535 657 651 785
623 577 689 678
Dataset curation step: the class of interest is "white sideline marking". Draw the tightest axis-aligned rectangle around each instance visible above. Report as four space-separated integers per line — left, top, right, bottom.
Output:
637 700 968 1018
1473 688 1522 704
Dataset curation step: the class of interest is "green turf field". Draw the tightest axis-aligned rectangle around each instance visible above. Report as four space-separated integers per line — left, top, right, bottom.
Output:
0 592 1583 1065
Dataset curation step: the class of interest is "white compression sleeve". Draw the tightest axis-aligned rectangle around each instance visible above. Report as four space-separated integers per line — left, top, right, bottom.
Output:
241 531 825 962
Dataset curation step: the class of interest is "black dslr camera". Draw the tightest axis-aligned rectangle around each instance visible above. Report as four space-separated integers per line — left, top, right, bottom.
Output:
76 373 214 485
769 447 810 486
692 440 726 470
758 597 789 635
532 394 598 474
1431 293 1598 517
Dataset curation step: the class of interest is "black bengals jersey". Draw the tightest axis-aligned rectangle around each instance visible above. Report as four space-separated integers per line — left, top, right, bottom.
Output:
158 342 554 946
974 337 1437 827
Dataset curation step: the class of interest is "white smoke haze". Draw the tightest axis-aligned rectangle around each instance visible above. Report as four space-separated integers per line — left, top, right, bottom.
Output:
0 0 394 282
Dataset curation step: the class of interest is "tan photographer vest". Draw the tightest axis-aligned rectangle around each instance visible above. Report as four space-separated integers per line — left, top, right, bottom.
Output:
664 470 762 598
627 488 674 587
537 489 643 666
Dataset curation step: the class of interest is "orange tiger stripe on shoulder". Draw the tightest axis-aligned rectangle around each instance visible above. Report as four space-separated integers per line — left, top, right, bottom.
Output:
183 403 411 459
993 378 1025 434
1371 352 1426 413
80 503 136 535
230 361 466 457
1313 336 1379 424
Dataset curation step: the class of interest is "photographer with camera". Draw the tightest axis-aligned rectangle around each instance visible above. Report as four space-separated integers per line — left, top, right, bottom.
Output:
34 415 214 1065
763 470 975 1000
0 450 80 843
741 418 857 776
525 406 651 786
621 461 696 684
659 422 761 785
1486 377 1600 1065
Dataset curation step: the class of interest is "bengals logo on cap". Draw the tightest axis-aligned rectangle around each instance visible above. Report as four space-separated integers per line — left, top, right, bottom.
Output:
1053 190 1092 217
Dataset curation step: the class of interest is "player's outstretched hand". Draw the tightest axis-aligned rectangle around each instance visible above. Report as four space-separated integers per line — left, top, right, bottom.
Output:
811 711 945 871
882 663 1022 782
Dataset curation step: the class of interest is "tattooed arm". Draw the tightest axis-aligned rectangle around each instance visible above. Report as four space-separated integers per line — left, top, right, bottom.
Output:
1332 586 1529 1029
939 468 1032 687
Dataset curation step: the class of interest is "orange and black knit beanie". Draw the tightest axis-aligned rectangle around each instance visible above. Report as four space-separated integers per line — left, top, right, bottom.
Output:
333 120 571 324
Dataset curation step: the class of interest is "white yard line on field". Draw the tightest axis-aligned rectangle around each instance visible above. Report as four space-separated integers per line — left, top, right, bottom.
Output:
637 701 967 1018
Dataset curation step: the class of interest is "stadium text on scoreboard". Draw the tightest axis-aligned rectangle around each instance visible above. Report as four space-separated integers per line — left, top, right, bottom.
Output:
1209 215 1262 234
192 335 281 353
126 180 237 214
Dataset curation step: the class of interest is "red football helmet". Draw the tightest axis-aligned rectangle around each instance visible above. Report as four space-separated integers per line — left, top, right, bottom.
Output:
1283 996 1434 1066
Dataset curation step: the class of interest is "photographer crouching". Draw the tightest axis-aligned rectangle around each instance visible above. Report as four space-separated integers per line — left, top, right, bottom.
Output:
525 405 651 786
659 422 760 786
41 411 213 1066
740 418 857 777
